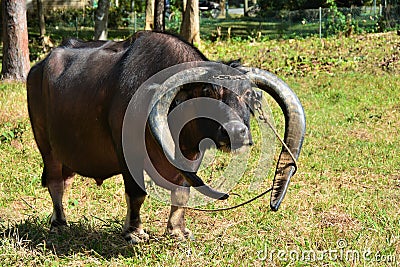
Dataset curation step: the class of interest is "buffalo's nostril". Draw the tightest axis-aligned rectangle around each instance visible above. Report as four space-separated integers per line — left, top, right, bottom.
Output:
221 121 248 141
221 126 228 135
237 125 247 138
216 121 251 149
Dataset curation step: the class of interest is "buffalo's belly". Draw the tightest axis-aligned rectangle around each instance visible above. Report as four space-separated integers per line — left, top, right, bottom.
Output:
49 122 121 179
52 140 120 179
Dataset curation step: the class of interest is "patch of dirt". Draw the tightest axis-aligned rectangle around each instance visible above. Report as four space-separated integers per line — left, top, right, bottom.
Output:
319 209 360 232
10 139 23 150
380 42 400 72
348 128 372 141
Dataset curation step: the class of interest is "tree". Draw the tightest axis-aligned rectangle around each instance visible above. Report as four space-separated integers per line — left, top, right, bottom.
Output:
180 0 200 44
381 0 398 29
182 0 187 12
244 0 249 15
154 0 165 31
145 0 155 30
94 0 110 40
220 0 226 17
37 0 46 37
1 0 30 81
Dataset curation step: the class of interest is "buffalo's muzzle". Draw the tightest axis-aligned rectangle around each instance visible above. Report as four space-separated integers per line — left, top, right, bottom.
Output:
217 120 252 150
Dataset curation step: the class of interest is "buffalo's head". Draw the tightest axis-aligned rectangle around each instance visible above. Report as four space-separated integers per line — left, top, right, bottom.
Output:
147 62 306 211
169 82 255 154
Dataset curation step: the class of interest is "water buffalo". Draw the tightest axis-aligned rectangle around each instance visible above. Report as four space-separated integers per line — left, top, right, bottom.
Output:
27 31 305 243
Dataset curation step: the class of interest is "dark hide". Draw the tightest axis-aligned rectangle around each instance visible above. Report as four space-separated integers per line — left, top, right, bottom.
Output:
27 31 252 242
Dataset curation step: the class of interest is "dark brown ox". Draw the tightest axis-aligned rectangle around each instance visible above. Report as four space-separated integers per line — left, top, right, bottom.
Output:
27 31 305 243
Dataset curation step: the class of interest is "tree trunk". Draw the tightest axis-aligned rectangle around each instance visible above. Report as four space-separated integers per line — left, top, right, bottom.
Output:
1 0 30 82
180 0 200 45
37 0 46 37
145 0 154 30
0 0 3 44
94 0 110 40
244 0 249 16
383 0 396 28
154 0 165 31
182 0 187 14
181 0 187 24
220 0 226 17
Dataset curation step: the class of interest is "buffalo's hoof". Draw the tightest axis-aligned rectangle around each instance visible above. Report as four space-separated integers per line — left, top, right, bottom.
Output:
123 229 149 244
50 220 68 233
168 227 194 241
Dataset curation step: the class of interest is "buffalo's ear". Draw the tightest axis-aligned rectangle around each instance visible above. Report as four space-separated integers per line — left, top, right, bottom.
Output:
169 86 188 112
221 59 242 68
254 90 262 102
244 89 262 115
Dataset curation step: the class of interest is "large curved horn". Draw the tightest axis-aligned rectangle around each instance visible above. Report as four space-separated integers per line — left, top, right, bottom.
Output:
238 67 306 211
148 66 229 200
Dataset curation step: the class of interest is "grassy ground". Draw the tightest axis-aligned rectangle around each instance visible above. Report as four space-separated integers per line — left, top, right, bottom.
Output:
0 32 399 266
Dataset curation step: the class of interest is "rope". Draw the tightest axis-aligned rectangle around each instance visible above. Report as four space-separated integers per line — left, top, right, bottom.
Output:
185 99 298 212
254 99 299 175
186 187 272 212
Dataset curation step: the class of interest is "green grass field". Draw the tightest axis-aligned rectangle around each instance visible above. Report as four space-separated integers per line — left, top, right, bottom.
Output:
1 32 399 266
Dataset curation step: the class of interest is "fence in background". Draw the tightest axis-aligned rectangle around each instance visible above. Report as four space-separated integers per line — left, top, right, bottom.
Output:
276 5 399 37
28 5 400 40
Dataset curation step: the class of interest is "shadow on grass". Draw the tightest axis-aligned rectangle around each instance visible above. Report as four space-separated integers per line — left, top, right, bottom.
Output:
0 215 169 259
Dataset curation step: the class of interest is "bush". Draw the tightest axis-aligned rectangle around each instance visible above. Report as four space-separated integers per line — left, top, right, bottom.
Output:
27 7 95 28
27 6 141 30
325 0 347 35
108 6 131 28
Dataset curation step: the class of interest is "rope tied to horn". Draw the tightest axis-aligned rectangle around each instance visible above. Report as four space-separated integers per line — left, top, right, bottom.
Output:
186 98 298 212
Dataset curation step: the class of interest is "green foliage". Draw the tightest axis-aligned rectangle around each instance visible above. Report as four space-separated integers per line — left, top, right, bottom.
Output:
27 4 142 30
166 11 182 34
108 5 130 28
375 12 400 32
0 121 28 144
325 0 347 35
258 0 327 12
27 7 95 29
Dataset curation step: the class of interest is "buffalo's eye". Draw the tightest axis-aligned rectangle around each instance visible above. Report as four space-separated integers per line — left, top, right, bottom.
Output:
174 98 184 106
243 90 253 101
171 91 189 109
202 85 213 96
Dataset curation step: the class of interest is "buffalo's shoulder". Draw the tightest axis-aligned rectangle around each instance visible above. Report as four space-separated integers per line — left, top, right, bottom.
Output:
42 47 77 81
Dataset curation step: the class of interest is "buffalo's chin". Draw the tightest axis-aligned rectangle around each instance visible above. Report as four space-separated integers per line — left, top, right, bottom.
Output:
217 142 252 154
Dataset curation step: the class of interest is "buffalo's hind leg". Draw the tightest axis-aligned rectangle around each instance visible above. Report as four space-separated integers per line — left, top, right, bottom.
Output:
42 155 75 230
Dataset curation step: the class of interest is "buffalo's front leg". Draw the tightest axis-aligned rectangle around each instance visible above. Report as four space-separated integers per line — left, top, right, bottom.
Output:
167 185 193 240
122 173 149 244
